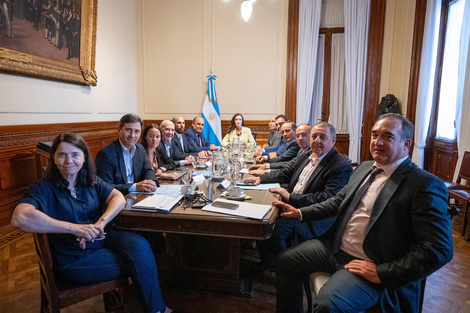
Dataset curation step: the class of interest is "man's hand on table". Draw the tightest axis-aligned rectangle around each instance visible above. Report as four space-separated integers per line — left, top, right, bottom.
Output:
242 176 261 185
198 151 212 157
136 180 157 192
275 201 301 219
249 164 267 170
249 169 265 176
269 187 290 202
185 155 196 163
255 155 266 164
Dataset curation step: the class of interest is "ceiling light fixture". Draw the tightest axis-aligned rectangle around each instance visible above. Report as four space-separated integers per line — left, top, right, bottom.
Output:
241 0 253 22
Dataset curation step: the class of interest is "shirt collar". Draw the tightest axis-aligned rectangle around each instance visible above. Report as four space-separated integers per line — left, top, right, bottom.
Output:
175 133 182 139
373 155 409 177
119 139 135 154
309 151 327 165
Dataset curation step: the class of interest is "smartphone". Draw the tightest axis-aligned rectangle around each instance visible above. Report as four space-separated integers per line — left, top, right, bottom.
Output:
211 201 239 210
236 181 255 186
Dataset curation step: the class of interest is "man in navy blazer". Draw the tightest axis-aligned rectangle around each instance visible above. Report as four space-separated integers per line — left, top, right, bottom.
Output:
170 116 212 163
244 122 352 270
275 114 453 313
95 114 157 195
184 116 219 152
256 121 300 164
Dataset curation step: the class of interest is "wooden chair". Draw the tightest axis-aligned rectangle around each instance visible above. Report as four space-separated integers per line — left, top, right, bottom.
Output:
445 151 470 191
446 151 470 236
306 272 426 313
33 233 129 313
448 189 470 236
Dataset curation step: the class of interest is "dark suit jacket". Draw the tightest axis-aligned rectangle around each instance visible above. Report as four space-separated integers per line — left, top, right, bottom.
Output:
155 144 175 170
261 147 352 237
269 139 300 163
184 127 211 152
171 134 199 160
301 158 453 312
95 139 158 195
269 147 310 172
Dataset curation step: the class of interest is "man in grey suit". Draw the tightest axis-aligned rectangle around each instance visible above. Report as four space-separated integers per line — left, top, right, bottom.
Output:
244 122 352 271
95 114 157 195
275 114 453 313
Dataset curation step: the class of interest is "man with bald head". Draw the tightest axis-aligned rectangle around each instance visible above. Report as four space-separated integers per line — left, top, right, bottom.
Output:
263 115 282 149
184 116 219 152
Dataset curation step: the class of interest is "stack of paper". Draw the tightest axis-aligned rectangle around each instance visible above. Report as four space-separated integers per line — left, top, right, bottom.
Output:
132 194 183 212
202 198 271 220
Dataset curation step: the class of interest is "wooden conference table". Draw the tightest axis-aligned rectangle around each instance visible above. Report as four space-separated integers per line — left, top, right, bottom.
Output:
113 170 279 296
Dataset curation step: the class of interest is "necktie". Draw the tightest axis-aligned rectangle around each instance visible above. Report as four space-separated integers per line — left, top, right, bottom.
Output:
179 136 185 151
198 134 202 147
332 167 384 253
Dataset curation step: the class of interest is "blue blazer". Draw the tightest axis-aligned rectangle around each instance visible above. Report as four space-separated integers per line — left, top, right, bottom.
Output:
184 127 211 152
95 139 158 195
301 158 453 312
261 147 352 237
268 139 300 163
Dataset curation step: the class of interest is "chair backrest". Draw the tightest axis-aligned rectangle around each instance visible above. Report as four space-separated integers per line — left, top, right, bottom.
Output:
457 151 470 184
33 233 61 307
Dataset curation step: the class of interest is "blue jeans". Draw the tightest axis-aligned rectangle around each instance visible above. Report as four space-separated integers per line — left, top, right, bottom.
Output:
58 231 166 313
276 239 382 313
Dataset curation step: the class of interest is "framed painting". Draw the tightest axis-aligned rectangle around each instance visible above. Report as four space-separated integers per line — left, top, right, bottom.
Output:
0 0 97 86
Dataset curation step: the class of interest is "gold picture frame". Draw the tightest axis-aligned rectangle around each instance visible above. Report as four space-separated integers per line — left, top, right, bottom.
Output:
0 0 98 86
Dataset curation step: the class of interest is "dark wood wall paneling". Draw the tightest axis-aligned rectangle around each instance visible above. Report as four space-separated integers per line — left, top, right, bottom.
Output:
0 120 271 228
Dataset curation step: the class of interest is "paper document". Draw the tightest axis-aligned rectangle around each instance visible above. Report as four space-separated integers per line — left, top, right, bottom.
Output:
193 170 213 178
238 183 281 191
239 168 249 174
155 185 183 195
202 198 272 220
132 194 183 212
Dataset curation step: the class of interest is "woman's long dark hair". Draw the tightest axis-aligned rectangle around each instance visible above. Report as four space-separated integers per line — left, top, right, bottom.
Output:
47 133 96 187
141 124 160 150
227 113 245 134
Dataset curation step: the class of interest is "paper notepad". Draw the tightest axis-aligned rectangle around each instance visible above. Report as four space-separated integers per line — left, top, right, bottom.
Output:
132 194 183 212
238 183 281 191
202 199 272 220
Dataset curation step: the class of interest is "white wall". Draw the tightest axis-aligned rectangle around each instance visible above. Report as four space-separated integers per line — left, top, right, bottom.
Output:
0 0 139 126
137 0 288 121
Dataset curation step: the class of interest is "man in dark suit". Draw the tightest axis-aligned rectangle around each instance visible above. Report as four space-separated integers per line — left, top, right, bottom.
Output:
95 114 157 196
275 114 453 313
244 122 352 270
249 123 311 176
184 116 219 152
159 119 195 167
256 121 300 164
170 116 212 163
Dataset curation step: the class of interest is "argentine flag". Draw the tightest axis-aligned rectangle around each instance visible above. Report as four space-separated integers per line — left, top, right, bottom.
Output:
202 75 222 145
